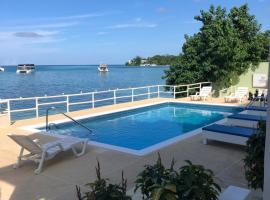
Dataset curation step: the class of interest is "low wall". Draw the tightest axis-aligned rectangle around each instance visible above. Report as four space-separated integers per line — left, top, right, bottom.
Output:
234 62 268 93
219 62 268 97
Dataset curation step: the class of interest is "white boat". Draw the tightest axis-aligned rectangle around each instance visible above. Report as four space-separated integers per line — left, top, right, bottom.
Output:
98 64 109 72
140 63 158 67
0 67 4 72
16 64 36 74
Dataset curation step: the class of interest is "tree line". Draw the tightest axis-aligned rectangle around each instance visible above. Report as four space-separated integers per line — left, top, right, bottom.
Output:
163 4 270 89
126 55 180 66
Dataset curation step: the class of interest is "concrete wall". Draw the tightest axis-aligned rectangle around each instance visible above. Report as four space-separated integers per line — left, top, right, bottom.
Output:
234 62 268 93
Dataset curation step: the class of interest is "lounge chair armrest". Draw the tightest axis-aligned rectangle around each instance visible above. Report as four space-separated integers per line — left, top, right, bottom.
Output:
195 92 199 95
33 138 40 143
33 138 41 145
226 93 234 97
42 142 63 151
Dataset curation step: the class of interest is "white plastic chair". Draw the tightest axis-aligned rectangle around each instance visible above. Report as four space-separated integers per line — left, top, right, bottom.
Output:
190 86 212 101
8 134 88 174
224 87 248 103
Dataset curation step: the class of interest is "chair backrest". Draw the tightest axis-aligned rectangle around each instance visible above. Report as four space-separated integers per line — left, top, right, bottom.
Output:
199 86 212 96
235 87 248 97
8 134 42 154
264 89 268 97
259 89 268 96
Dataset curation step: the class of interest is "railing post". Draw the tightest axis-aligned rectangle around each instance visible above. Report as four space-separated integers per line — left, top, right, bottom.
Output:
148 87 150 99
7 100 11 124
173 86 176 99
92 92 95 108
35 98 39 118
158 85 160 98
114 90 116 104
187 85 189 97
66 96 70 112
132 88 134 102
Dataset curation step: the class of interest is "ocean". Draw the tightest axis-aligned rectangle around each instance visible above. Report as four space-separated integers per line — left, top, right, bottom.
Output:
0 65 167 99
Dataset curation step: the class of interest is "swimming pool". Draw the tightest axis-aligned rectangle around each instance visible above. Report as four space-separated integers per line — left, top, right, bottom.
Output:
36 102 242 155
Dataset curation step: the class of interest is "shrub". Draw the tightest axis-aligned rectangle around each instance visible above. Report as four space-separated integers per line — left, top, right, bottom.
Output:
135 154 221 200
76 160 131 200
134 153 177 199
244 120 266 191
177 160 221 200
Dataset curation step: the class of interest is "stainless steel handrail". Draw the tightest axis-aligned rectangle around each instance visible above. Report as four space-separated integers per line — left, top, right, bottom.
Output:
45 107 93 134
246 96 267 108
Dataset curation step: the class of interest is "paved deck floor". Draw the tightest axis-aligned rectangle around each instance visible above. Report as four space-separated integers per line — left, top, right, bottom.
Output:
0 98 261 199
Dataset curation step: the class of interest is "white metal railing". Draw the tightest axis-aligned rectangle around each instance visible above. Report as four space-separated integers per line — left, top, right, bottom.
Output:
0 82 211 123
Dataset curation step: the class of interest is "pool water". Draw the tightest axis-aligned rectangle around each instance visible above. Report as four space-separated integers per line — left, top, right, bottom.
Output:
41 103 242 152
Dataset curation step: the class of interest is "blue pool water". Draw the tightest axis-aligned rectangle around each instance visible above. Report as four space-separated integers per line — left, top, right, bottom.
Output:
41 103 242 152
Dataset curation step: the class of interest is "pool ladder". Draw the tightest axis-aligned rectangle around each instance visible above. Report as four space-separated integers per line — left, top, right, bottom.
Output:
246 96 267 108
45 107 93 135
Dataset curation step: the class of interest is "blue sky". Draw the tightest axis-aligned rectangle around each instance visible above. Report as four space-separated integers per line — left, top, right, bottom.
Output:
0 0 269 65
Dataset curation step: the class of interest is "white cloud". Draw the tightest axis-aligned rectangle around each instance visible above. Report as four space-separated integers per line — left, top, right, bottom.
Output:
1 22 79 31
108 23 158 29
0 30 63 45
97 31 108 35
157 7 169 13
50 13 106 20
14 30 59 38
135 17 142 22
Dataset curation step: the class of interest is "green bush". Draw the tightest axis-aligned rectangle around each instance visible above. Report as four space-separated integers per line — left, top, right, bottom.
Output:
244 120 266 191
177 160 221 200
76 160 131 200
134 153 178 199
135 154 221 200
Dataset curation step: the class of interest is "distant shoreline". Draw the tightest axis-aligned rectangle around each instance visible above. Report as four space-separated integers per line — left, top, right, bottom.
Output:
1 64 170 67
125 65 170 67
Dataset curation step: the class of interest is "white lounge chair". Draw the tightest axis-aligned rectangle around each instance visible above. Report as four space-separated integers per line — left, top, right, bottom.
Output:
219 185 250 200
224 87 248 103
190 86 212 101
8 134 88 174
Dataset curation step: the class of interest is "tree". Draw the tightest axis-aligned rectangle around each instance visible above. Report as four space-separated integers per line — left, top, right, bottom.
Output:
164 4 269 88
132 56 142 65
126 54 180 66
258 30 270 61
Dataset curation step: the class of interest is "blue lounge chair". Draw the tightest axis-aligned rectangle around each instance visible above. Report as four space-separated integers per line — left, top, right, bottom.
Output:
202 124 256 145
245 106 267 112
228 114 266 121
226 113 266 128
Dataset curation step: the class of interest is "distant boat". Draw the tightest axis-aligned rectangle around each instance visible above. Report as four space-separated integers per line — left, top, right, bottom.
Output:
98 64 109 72
0 66 4 72
140 63 158 67
16 64 36 74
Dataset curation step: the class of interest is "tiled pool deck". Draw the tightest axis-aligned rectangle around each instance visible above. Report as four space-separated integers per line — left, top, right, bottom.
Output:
0 98 262 199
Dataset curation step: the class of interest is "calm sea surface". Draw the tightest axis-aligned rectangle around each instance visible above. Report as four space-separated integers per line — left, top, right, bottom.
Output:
0 65 167 99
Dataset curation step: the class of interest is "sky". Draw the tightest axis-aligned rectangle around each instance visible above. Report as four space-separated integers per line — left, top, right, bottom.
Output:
0 0 269 65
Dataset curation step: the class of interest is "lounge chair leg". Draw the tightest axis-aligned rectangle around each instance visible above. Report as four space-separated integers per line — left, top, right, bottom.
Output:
72 140 88 157
35 152 46 174
14 147 24 169
203 138 208 145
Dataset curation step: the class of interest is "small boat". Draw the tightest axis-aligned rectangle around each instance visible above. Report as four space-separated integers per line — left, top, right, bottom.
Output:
16 64 36 74
0 67 4 72
98 64 109 72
